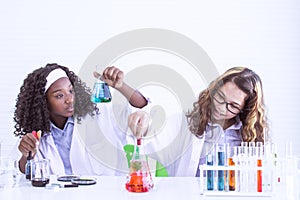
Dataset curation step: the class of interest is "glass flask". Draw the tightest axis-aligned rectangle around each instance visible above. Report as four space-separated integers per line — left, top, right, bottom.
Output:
125 139 154 193
90 73 112 103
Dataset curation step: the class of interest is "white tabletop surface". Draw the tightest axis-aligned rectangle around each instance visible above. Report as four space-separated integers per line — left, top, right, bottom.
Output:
1 175 294 200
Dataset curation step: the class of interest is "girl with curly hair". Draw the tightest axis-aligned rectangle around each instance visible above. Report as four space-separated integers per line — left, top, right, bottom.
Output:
15 63 147 175
128 67 269 176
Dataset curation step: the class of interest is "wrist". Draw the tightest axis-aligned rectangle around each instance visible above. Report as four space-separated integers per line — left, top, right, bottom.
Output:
114 81 124 90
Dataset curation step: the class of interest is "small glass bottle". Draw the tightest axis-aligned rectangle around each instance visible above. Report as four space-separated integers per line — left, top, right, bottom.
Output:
25 151 35 181
90 72 112 103
125 139 154 193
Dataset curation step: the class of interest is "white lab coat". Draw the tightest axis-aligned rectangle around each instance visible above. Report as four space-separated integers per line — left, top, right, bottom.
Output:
142 113 205 177
35 103 130 176
142 112 243 177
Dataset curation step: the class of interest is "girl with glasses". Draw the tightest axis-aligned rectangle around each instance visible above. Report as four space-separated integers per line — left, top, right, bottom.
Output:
128 67 268 177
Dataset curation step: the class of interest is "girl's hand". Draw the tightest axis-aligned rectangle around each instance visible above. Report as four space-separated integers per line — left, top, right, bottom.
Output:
101 66 124 89
18 130 41 157
128 111 150 139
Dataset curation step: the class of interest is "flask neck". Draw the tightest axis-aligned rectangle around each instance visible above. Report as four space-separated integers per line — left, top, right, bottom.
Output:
134 145 140 160
96 78 105 83
133 139 145 160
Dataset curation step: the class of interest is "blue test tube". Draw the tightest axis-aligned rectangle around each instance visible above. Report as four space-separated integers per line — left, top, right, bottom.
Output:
206 153 214 190
217 144 225 191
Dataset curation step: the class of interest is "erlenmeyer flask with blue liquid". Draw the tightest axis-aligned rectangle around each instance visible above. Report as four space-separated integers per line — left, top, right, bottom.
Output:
91 71 112 103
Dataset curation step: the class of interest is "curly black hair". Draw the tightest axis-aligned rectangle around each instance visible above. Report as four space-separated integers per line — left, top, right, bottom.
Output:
13 63 99 137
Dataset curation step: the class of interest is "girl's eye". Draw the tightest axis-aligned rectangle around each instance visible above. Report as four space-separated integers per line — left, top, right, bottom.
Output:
229 104 239 110
56 94 63 99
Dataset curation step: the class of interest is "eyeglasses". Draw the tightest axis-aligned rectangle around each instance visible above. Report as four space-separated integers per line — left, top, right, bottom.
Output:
213 91 243 115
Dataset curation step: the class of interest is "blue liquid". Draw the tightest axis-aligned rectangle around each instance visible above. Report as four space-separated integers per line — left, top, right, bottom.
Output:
206 155 214 190
218 170 224 191
218 151 225 191
25 160 35 180
91 82 112 103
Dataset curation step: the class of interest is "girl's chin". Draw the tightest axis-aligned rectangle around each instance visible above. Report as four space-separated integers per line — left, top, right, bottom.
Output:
64 111 74 117
212 111 225 121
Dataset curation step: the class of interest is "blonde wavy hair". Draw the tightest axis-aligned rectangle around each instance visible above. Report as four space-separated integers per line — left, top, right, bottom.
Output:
186 67 269 143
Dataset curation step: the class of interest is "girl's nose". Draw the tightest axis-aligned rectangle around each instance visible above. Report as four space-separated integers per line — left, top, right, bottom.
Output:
219 104 227 113
65 93 74 104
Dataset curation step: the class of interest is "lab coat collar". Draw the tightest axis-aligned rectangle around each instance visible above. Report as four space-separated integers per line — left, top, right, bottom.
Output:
207 116 242 131
50 117 74 133
189 135 205 176
37 132 65 175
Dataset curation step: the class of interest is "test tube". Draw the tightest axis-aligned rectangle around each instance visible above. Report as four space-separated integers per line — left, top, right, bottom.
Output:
217 144 225 191
238 142 249 192
241 141 248 148
249 142 255 156
256 142 263 192
243 142 249 192
248 141 256 192
236 146 242 192
285 141 293 157
263 142 273 192
206 149 214 191
284 141 298 199
227 144 237 191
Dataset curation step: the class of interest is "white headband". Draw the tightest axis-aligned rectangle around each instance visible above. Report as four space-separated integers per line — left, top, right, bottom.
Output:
45 68 68 92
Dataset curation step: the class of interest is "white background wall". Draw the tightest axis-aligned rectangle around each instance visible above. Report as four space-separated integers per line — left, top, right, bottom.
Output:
0 0 299 158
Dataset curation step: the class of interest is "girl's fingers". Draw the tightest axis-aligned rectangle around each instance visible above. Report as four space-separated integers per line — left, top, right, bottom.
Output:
18 133 39 156
128 111 150 138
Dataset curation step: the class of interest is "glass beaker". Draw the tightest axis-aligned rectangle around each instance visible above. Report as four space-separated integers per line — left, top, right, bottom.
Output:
31 159 50 187
90 72 112 103
0 157 17 188
125 139 154 193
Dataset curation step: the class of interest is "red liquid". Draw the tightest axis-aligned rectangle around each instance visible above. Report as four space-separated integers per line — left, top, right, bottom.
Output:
125 142 154 193
257 159 262 192
125 172 149 193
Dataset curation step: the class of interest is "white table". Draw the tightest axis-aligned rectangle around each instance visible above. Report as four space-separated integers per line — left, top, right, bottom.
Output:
0 176 294 200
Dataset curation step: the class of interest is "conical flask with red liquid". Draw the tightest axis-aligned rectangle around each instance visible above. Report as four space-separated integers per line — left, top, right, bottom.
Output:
125 138 154 192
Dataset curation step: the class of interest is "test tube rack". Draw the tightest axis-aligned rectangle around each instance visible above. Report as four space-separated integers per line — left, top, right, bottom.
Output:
199 164 275 197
